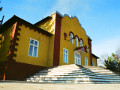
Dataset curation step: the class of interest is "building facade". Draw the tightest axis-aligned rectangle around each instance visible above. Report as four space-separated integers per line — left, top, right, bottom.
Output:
0 12 98 80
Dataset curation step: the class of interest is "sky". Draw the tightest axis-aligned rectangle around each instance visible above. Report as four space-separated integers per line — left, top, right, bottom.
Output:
0 0 120 65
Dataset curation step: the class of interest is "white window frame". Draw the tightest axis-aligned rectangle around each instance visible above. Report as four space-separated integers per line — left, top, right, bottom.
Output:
75 37 78 47
63 48 68 63
85 57 88 66
80 40 83 47
70 33 73 44
28 38 39 57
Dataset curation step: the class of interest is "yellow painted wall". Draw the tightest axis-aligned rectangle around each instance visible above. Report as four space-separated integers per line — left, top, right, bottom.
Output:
13 24 50 67
92 56 97 66
59 15 91 66
35 14 56 67
47 35 54 67
0 25 14 62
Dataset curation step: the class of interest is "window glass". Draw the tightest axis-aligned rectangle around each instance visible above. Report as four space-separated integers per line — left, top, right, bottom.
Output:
85 57 88 66
66 54 67 63
28 45 33 56
80 40 83 47
63 54 65 62
70 33 73 44
30 39 34 44
34 41 38 46
33 47 37 57
66 50 68 54
63 48 68 63
28 38 39 57
63 48 65 53
76 37 78 47
66 56 68 63
92 61 95 66
75 53 81 65
78 54 80 58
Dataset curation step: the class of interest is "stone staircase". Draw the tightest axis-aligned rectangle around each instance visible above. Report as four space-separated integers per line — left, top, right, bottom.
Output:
26 64 120 84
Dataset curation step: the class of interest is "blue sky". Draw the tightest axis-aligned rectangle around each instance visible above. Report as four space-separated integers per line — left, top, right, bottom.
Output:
1 0 120 60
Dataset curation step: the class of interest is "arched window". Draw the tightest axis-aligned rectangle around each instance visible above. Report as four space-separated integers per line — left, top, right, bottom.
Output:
80 40 83 47
70 33 73 44
75 37 78 47
85 57 88 66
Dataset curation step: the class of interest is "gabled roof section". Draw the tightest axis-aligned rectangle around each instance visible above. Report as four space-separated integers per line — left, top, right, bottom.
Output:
34 16 52 26
1 15 52 36
92 54 99 59
34 11 64 26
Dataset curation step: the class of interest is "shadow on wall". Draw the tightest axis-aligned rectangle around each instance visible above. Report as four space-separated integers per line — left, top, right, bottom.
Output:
0 61 7 80
0 60 46 81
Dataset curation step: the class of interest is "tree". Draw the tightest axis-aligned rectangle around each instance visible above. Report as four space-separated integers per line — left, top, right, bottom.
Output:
0 0 2 12
0 7 2 11
104 51 120 73
0 0 4 46
0 0 4 26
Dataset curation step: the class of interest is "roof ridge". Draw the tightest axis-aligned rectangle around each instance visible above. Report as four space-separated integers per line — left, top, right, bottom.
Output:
2 15 52 36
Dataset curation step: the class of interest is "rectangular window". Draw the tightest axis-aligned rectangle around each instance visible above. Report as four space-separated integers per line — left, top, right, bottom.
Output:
63 48 68 63
85 57 88 66
75 53 81 65
28 38 39 57
92 60 95 66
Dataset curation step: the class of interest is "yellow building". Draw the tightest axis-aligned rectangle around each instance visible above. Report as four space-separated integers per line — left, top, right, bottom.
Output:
0 11 98 80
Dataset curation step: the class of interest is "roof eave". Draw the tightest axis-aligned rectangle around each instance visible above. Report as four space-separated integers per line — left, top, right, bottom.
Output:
1 15 52 36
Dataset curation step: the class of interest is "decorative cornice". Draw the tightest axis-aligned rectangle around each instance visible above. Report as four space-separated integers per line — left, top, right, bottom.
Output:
8 22 21 61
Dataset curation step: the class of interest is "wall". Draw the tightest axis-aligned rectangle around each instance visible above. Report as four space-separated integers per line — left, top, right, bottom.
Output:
5 60 46 80
59 15 91 66
35 14 56 67
47 35 54 67
35 15 55 34
13 23 50 67
0 24 14 62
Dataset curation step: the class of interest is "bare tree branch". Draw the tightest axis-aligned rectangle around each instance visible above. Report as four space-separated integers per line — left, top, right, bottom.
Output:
0 7 2 11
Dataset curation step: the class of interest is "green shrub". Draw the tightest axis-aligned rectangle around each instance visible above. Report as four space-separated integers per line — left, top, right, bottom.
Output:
104 53 120 73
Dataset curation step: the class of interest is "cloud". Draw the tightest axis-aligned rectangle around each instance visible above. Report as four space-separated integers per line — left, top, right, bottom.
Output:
92 36 120 66
47 0 91 17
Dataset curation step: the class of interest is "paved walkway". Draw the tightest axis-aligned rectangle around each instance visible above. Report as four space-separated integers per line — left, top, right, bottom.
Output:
0 81 120 90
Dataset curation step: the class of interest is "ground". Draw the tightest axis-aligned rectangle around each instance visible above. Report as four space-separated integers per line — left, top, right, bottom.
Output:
0 81 120 90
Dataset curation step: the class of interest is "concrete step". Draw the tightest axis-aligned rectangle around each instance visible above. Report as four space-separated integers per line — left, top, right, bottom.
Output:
39 68 112 73
30 74 119 79
27 79 120 84
40 68 114 75
39 68 115 74
47 66 105 70
29 76 120 81
36 71 116 76
27 78 120 84
38 71 115 76
26 64 120 84
32 74 120 80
